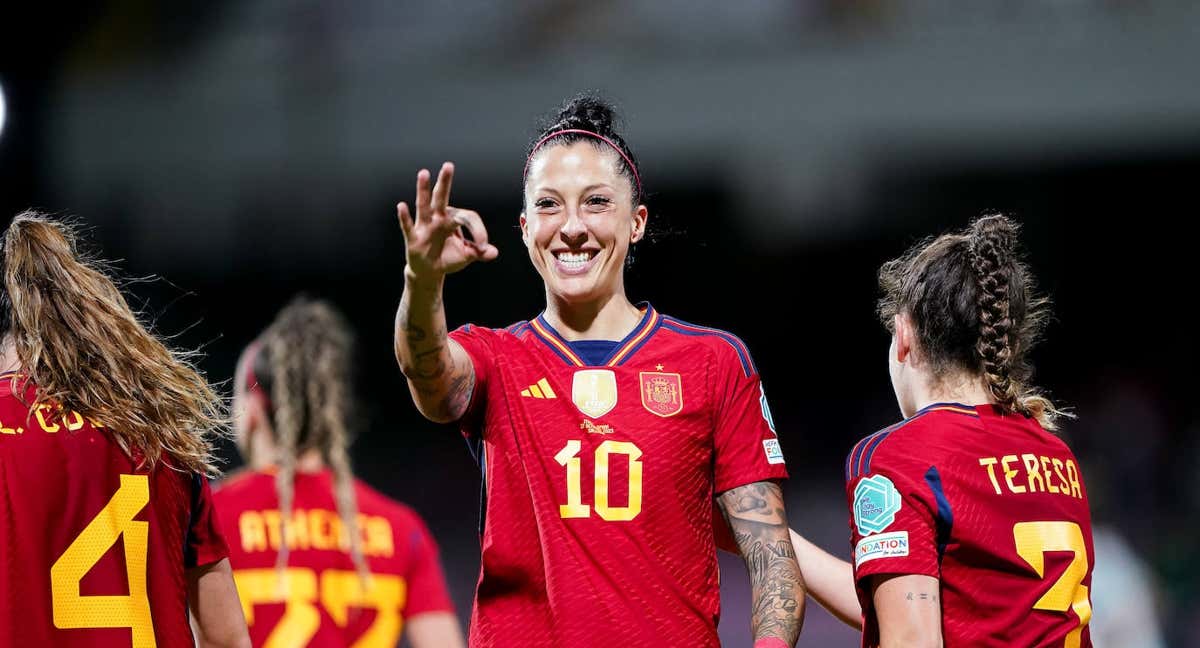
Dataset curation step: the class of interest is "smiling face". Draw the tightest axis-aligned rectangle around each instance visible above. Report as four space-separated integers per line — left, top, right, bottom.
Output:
521 141 647 306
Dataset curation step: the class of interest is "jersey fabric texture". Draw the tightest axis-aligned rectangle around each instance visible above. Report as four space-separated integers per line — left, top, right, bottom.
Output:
450 304 788 647
845 403 1094 648
0 374 228 647
214 469 454 647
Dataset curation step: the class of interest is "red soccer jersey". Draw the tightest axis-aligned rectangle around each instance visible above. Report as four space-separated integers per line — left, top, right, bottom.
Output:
449 304 788 647
0 374 229 647
844 403 1095 648
214 469 455 647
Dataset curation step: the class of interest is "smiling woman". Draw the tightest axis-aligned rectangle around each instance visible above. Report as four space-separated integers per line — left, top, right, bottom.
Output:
392 94 806 648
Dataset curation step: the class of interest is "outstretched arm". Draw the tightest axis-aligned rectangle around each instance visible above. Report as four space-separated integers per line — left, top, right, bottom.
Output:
788 529 862 628
393 163 498 423
717 481 805 647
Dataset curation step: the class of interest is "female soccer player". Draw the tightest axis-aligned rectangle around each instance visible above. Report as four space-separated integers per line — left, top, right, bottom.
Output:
216 297 464 648
0 212 248 647
393 95 805 648
791 214 1094 647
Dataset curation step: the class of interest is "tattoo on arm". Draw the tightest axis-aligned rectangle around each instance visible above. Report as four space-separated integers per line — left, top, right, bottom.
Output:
395 281 473 422
718 481 805 645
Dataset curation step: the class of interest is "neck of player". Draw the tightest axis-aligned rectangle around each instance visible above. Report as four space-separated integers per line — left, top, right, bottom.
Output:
912 370 995 413
252 429 326 473
543 290 642 341
0 336 17 374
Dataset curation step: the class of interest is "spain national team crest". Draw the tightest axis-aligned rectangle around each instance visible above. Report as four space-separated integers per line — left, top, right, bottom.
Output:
639 371 683 417
572 369 618 418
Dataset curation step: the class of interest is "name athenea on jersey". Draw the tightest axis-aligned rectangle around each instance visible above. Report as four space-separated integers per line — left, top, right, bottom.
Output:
238 508 396 557
978 452 1084 499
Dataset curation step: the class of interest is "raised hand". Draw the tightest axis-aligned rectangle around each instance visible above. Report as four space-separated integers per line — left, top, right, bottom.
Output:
397 162 499 281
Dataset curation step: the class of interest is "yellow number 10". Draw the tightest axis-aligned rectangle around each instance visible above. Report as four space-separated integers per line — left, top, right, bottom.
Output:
51 474 155 648
554 440 643 521
1013 521 1092 648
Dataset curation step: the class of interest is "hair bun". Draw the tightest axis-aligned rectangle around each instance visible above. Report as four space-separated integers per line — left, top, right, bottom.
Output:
553 94 617 135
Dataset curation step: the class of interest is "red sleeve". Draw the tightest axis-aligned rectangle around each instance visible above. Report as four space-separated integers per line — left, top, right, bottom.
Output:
400 515 455 617
711 344 789 494
845 439 939 585
185 475 230 569
448 324 498 437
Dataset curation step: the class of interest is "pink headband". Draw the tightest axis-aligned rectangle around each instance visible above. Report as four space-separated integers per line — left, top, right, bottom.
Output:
523 129 642 198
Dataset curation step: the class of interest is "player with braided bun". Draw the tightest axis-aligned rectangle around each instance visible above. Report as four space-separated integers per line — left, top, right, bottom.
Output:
393 94 805 647
788 214 1093 647
217 297 463 647
0 211 248 647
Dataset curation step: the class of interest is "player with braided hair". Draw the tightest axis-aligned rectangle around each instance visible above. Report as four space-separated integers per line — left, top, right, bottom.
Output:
788 214 1094 647
216 297 463 647
393 94 804 647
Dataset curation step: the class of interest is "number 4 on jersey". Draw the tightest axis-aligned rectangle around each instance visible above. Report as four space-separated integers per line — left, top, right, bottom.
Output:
51 474 155 648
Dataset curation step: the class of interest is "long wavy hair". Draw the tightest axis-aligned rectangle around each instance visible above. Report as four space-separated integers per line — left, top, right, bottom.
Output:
0 211 226 473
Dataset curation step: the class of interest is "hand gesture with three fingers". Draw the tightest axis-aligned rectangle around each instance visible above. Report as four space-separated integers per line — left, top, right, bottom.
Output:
397 162 500 280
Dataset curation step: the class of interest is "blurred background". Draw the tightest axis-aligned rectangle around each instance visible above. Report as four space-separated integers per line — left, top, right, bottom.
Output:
2 1 1195 645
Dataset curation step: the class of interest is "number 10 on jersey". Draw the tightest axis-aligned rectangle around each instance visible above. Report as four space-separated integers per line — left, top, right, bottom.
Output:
554 440 643 521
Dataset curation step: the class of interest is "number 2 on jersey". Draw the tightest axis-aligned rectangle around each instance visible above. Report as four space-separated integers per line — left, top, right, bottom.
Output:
1013 521 1092 648
555 440 643 521
51 474 155 648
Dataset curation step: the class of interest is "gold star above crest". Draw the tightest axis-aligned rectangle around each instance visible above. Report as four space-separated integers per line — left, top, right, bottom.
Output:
655 364 664 371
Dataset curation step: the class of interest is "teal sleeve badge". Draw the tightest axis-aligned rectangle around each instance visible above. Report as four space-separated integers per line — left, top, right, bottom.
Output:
853 474 902 536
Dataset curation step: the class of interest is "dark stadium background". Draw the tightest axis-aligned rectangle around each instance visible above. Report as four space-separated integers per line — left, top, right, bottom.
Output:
2 3 1195 646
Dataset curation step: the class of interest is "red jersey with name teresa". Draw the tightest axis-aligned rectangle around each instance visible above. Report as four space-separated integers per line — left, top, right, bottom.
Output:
844 403 1094 647
0 374 229 647
214 469 455 647
450 304 788 648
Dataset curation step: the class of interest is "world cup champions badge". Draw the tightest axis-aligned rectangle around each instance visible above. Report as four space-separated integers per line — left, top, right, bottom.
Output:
640 372 683 417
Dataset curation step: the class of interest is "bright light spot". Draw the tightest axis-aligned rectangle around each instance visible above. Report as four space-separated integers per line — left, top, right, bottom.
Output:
0 82 6 139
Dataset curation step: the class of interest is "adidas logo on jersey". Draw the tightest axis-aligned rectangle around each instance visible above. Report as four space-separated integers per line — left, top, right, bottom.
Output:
520 378 557 399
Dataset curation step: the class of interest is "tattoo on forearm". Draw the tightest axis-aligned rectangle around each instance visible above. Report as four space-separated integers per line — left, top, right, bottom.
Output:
720 482 805 644
397 285 472 421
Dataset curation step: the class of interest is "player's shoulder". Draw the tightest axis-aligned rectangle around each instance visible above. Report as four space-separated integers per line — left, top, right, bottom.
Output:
213 467 272 500
352 478 427 527
657 313 757 376
453 320 533 342
845 403 982 481
0 373 34 413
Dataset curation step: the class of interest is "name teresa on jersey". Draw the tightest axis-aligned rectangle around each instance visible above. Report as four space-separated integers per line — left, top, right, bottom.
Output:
238 508 396 557
978 453 1084 499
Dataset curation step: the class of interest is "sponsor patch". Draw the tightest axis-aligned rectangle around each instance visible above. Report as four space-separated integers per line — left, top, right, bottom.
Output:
854 530 910 567
763 439 785 464
853 474 902 536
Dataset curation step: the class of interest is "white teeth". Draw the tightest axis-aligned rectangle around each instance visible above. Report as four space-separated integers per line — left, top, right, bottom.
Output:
556 251 590 268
